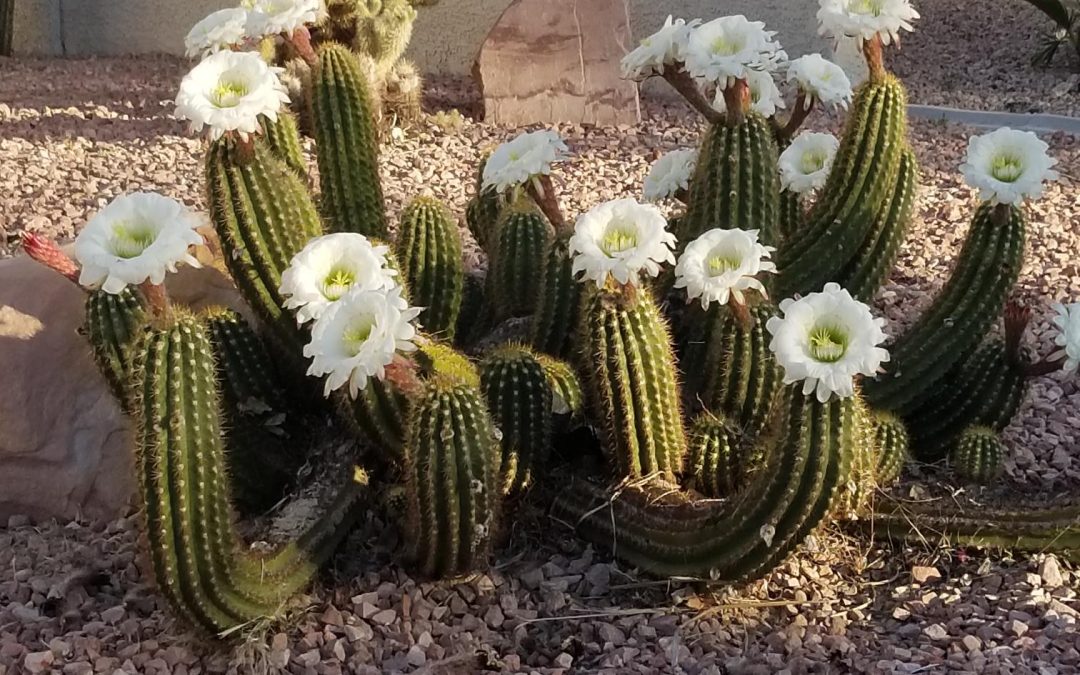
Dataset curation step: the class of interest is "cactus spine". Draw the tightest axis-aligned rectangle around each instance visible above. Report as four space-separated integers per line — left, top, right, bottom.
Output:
553 389 861 579
395 197 464 339
864 203 1025 414
480 345 553 497
680 113 781 247
488 203 552 318
776 76 908 299
261 111 307 176
685 413 754 498
579 284 687 478
312 44 388 237
85 289 147 408
950 426 1005 484
529 232 581 357
870 410 908 487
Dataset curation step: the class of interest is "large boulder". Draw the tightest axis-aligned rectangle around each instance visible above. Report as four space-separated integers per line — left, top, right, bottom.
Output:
0 248 247 523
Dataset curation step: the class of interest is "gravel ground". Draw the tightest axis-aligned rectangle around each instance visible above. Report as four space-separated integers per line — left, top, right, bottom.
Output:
2 52 1080 673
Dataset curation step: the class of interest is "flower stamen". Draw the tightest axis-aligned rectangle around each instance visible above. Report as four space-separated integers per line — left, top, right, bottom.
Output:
808 325 849 363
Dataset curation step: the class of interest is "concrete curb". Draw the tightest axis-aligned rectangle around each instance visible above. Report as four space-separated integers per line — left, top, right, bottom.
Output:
908 104 1080 135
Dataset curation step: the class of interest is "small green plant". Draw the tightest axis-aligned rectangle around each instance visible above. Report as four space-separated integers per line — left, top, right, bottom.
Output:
1022 0 1080 68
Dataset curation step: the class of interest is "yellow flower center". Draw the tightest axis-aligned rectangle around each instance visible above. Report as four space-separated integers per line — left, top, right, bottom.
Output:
799 149 829 175
211 79 249 108
109 221 157 259
990 154 1024 183
600 222 639 256
710 34 744 56
321 267 356 301
808 325 849 363
706 253 742 276
342 314 377 356
849 0 885 16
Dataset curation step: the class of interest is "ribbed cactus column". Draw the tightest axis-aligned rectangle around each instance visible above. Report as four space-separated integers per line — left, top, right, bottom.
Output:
950 426 1005 484
778 190 803 242
776 75 908 299
132 311 363 634
488 203 552 318
403 377 501 578
350 0 418 77
553 388 861 580
579 284 687 479
396 196 465 339
479 345 553 497
684 413 755 498
679 113 781 247
312 44 388 238
870 410 909 487
466 188 502 254
864 203 1026 414
85 288 147 409
261 112 307 176
537 354 585 423
679 300 783 439
529 233 581 357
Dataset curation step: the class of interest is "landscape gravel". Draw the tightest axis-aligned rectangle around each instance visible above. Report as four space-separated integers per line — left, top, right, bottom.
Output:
2 38 1080 674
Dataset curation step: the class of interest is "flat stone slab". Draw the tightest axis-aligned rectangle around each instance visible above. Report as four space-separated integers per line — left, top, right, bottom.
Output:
474 0 640 127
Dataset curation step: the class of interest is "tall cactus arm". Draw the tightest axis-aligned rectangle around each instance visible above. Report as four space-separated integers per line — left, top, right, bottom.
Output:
396 196 465 339
85 288 147 409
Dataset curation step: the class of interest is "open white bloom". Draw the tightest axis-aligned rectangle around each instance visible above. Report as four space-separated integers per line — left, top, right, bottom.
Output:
481 130 568 194
74 193 204 294
767 282 889 402
620 16 699 81
786 53 853 109
175 50 289 140
713 68 786 117
683 15 787 87
779 132 840 194
960 128 1059 206
1051 302 1080 373
279 233 399 324
817 0 920 46
643 149 698 202
304 287 421 398
244 0 325 39
673 228 776 309
569 198 676 287
185 8 249 59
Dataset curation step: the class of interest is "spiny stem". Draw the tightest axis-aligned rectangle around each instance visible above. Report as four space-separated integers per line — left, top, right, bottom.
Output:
662 67 723 124
863 35 886 83
526 175 568 234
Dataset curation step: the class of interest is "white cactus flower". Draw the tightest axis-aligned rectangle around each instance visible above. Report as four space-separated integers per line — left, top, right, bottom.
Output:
786 53 854 109
304 286 421 398
568 198 677 287
1051 302 1080 373
279 233 399 325
184 8 250 59
481 130 569 194
174 50 289 140
779 132 841 194
73 192 204 294
713 68 786 117
817 0 920 46
642 148 698 202
673 228 776 309
767 282 890 402
620 16 700 81
244 0 325 39
960 128 1059 206
683 15 787 87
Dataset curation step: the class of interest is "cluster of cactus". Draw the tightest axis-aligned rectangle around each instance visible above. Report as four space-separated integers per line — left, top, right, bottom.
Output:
28 7 1079 641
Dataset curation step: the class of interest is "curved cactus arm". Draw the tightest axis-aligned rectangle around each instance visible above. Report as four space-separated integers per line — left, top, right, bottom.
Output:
552 389 862 581
85 288 148 409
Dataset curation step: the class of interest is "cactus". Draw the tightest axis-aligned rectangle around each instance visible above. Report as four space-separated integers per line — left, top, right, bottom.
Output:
453 270 492 348
529 232 581 357
402 377 501 578
864 203 1025 414
679 113 781 247
776 76 908 299
131 311 363 634
350 0 418 78
312 44 388 238
396 196 465 339
684 413 756 498
778 190 803 241
579 284 687 479
261 112 307 176
480 345 553 496
0 0 13 57
552 388 862 579
488 202 552 318
678 300 783 439
537 354 585 423
85 288 147 408
870 410 909 487
466 189 502 253
383 59 424 124
950 426 1005 484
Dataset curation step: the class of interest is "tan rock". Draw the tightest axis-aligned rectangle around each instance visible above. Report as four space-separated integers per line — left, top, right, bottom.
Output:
474 0 640 126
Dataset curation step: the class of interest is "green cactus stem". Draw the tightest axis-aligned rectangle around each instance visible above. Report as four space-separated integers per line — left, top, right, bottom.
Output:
350 0 418 77
530 232 581 357
85 288 147 409
679 113 781 247
870 410 909 487
346 379 409 460
678 299 783 440
776 75 907 299
261 111 307 176
684 413 756 498
579 283 687 479
552 388 862 580
537 354 585 423
479 345 553 497
950 426 1005 484
466 189 502 253
453 270 492 348
312 43 388 238
488 202 552 318
396 196 464 339
132 311 363 635
403 376 501 578
864 203 1026 415
778 190 803 242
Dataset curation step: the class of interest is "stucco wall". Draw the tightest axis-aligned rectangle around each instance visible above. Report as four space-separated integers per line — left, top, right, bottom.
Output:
14 0 823 74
